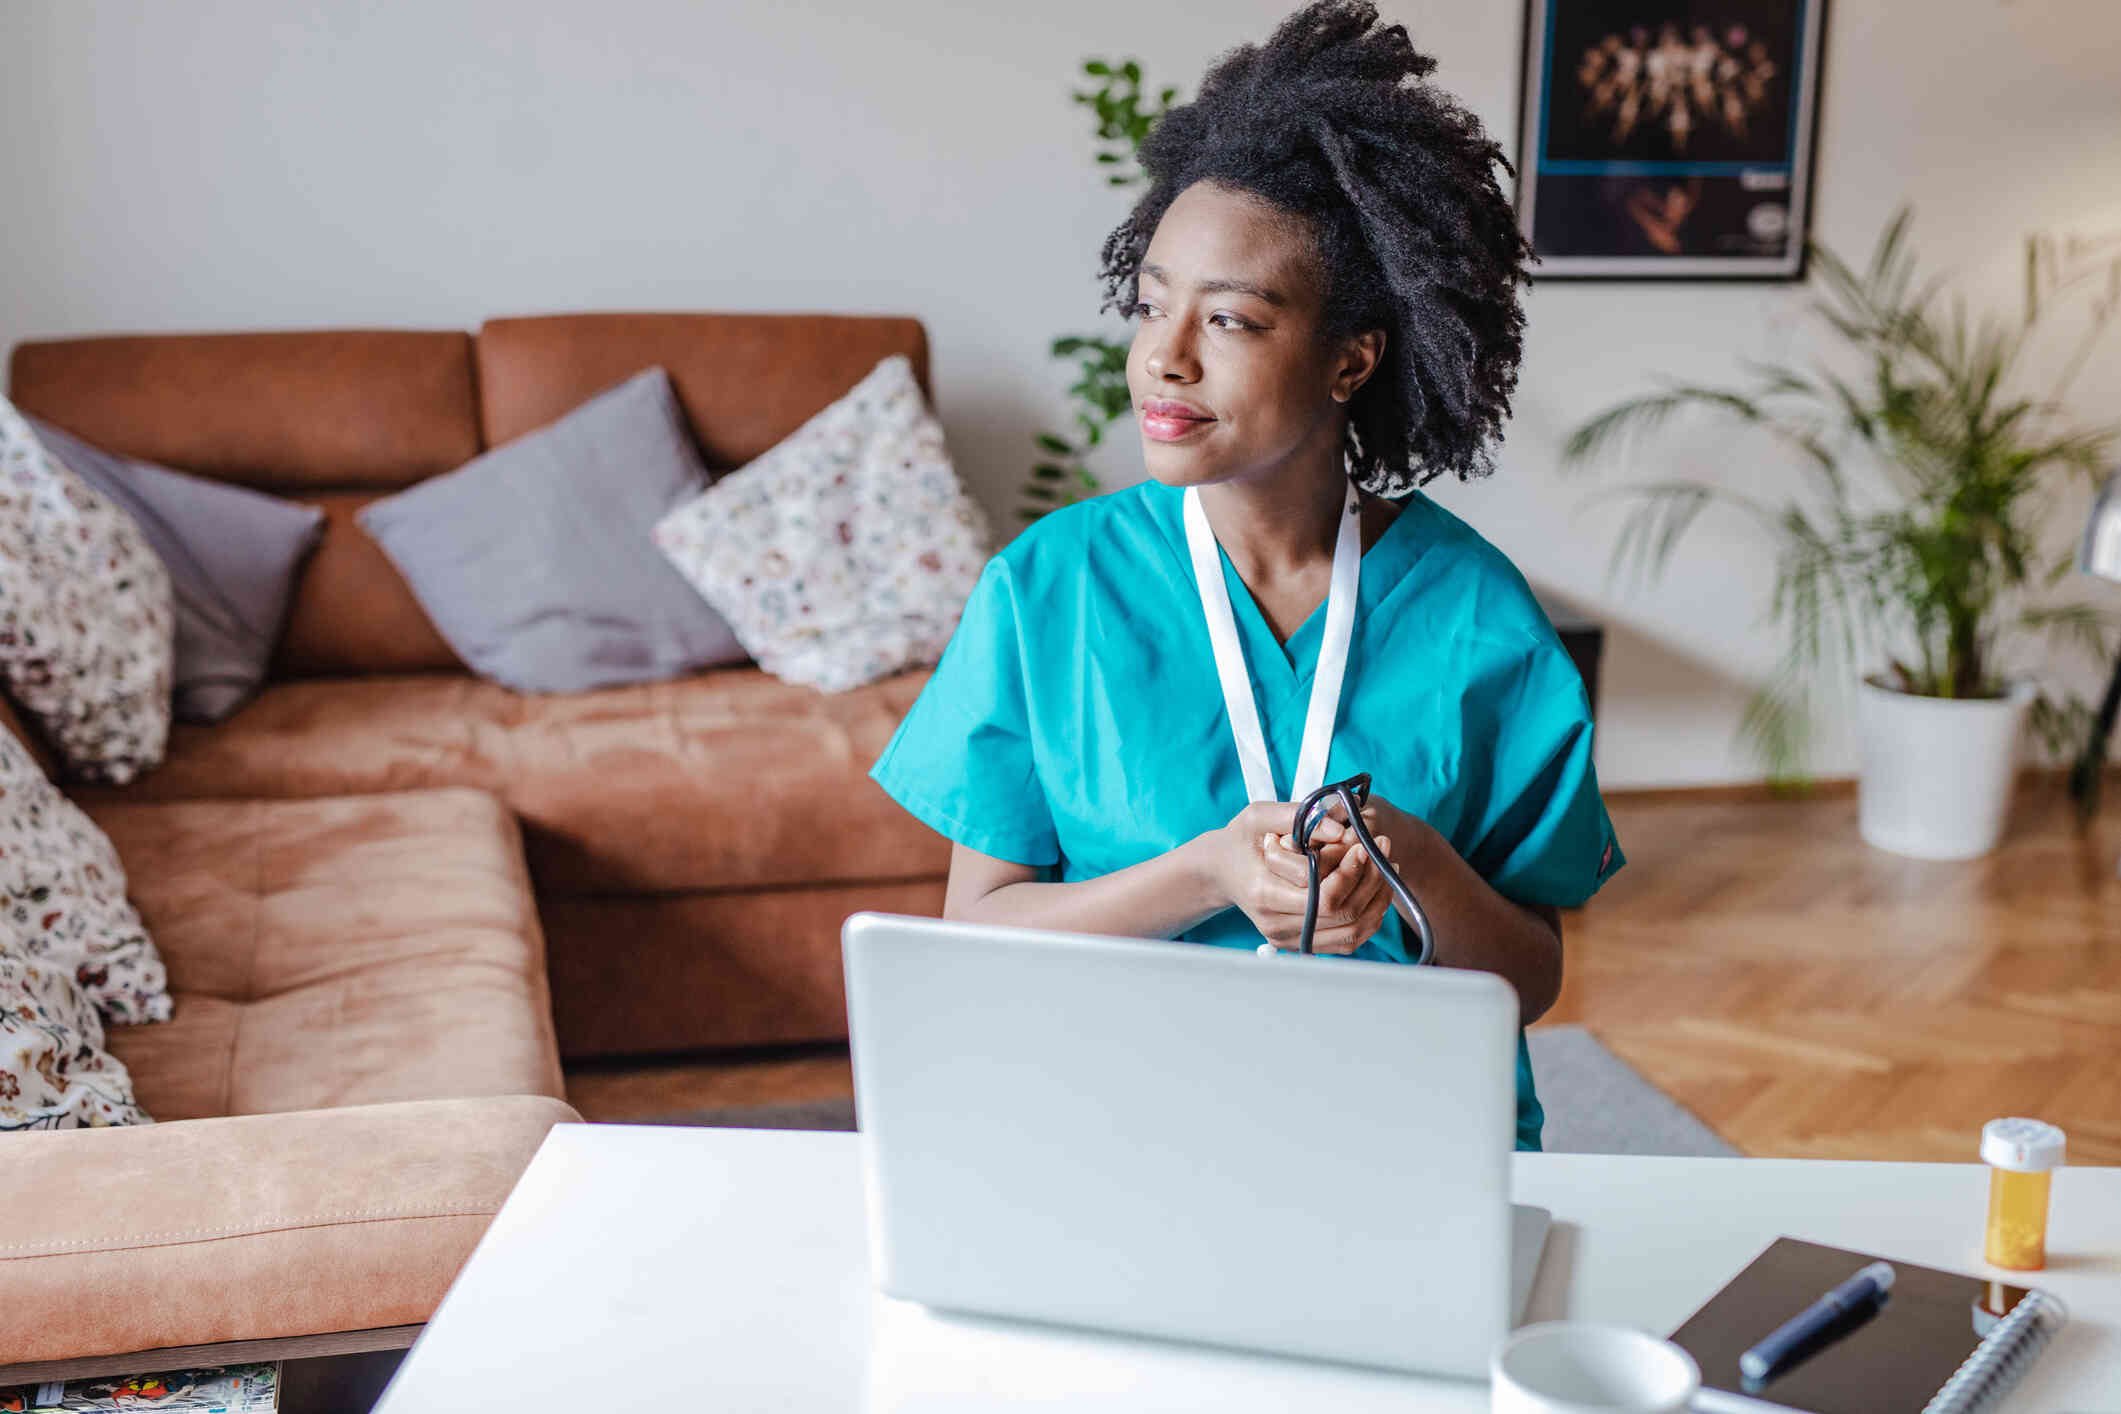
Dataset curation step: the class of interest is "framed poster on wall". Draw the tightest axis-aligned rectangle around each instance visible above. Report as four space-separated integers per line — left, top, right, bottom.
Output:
1514 0 1829 279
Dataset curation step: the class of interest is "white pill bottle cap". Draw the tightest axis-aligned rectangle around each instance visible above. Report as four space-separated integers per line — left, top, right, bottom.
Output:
1981 1117 2066 1172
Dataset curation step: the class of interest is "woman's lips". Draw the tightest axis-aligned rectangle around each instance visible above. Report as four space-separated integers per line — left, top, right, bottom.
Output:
1140 409 1215 442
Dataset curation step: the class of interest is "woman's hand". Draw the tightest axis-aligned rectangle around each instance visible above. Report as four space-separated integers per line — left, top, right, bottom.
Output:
1200 801 1395 955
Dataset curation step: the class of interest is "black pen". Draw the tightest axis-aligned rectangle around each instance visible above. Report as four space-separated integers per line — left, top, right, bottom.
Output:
1739 1261 1896 1382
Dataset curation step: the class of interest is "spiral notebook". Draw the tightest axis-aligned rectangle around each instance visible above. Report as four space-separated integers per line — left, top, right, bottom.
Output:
1667 1237 2066 1414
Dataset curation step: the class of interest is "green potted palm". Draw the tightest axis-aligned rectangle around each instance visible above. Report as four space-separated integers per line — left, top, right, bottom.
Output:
1560 205 2121 858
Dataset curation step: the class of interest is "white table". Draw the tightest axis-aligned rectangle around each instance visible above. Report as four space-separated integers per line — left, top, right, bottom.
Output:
375 1126 2120 1411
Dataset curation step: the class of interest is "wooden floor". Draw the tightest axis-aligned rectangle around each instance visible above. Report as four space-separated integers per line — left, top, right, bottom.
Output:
564 766 2120 1164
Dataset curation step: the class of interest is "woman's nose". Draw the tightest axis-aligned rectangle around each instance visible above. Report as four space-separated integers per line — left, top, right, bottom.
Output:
1145 319 1200 383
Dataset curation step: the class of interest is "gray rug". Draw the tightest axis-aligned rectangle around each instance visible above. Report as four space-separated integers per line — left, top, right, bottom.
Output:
655 1026 1738 1158
1525 1025 1738 1157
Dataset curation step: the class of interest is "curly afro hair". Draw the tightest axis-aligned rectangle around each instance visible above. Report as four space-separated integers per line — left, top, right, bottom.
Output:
1097 0 1537 497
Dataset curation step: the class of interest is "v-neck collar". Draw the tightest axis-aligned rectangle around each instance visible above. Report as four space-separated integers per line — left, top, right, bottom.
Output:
1148 478 1428 703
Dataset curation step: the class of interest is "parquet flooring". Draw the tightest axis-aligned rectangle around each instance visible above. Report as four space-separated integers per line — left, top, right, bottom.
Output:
565 767 2120 1163
1548 765 2120 1163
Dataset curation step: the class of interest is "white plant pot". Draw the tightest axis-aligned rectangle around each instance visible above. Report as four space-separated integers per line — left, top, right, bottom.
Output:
1855 673 2035 860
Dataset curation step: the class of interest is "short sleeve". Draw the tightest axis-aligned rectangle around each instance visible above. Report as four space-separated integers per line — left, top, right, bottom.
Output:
867 556 1060 867
1459 631 1625 909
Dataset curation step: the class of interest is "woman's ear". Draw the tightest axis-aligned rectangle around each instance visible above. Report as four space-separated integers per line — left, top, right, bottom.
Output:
1332 327 1387 403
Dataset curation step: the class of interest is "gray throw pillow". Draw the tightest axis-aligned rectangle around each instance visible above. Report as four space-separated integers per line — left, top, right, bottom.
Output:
356 366 747 693
28 416 325 725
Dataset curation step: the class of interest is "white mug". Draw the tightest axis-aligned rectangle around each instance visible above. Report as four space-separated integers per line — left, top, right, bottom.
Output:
1491 1321 1701 1413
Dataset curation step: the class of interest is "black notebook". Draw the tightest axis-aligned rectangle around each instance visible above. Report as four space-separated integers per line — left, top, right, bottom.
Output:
1667 1237 2067 1414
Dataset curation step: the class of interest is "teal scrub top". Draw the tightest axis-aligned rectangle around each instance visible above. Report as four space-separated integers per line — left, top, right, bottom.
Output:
868 477 1627 1151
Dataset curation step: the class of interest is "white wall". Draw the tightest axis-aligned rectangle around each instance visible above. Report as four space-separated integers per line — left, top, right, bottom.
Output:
7 0 2118 789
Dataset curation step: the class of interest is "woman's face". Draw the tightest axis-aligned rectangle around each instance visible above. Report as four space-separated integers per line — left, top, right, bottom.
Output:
1126 180 1378 492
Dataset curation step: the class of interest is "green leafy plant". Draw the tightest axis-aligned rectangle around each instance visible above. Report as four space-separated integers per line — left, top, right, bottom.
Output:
1559 204 2121 813
1021 58 1183 524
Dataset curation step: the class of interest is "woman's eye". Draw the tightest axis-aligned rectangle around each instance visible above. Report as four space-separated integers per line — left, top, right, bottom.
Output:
1129 302 1251 331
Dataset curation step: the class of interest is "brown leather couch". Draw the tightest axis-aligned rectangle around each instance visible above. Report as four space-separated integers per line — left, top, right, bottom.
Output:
0 313 954 1375
11 313 955 1057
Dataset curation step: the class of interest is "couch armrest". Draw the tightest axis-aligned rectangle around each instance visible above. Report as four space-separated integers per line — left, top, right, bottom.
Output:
0 1094 580 1366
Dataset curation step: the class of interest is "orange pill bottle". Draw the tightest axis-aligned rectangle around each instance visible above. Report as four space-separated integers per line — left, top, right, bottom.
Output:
1981 1117 2065 1271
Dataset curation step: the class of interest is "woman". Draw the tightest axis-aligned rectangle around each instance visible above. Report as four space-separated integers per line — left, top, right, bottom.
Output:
869 0 1625 1150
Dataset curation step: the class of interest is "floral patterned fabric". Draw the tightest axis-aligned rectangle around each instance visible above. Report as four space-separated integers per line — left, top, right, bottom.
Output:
652 354 992 695
0 397 174 784
0 725 172 1026
0 953 150 1129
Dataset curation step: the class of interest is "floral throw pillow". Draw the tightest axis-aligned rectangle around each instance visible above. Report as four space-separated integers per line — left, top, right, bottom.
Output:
0 398 175 784
0 724 172 1025
0 954 151 1129
652 354 992 695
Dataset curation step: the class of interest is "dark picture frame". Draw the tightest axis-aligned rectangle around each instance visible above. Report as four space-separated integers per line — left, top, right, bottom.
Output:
1513 0 1829 280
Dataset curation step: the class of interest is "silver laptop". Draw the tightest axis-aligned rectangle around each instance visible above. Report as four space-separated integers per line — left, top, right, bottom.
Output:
842 911 1550 1378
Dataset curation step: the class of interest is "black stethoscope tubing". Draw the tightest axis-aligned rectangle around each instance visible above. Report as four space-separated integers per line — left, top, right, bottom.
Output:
1291 772 1437 965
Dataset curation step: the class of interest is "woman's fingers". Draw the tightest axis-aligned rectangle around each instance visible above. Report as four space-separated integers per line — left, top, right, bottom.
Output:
1255 846 1369 922
1261 801 1364 837
1295 836 1396 952
1253 834 1320 916
1310 859 1393 951
1338 835 1392 919
1293 806 1379 848
1306 918 1374 954
1247 823 1401 951
1231 800 1380 864
1319 833 1379 913
1260 832 1352 887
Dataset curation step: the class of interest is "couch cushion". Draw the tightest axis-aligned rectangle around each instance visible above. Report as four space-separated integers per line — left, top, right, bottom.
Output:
0 396 175 785
358 367 746 693
476 313 930 467
73 670 953 895
541 879 945 1058
653 352 990 694
8 331 483 680
83 789 565 1119
0 718 171 1030
0 1094 578 1367
273 492 462 677
26 414 327 723
7 331 480 491
0 688 57 780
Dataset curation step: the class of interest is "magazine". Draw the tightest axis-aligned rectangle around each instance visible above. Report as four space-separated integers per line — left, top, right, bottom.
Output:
0 1363 278 1413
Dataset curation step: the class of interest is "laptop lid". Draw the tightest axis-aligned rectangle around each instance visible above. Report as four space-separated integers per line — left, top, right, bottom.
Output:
842 911 1522 1377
